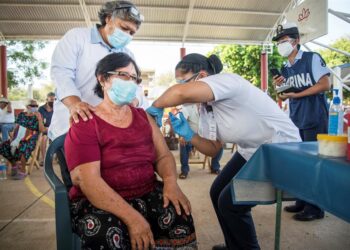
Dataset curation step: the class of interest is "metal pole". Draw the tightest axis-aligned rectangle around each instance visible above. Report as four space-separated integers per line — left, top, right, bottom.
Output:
274 189 282 250
328 9 350 24
310 41 350 57
260 51 268 92
0 45 7 97
180 47 186 59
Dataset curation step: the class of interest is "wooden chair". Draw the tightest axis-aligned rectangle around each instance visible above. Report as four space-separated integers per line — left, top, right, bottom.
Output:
189 148 211 169
27 132 43 174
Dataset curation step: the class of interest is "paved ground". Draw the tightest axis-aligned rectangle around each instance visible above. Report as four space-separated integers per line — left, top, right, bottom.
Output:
0 148 349 250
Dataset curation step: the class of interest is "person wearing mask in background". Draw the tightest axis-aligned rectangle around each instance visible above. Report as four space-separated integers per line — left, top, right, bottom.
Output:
178 103 199 179
0 99 46 180
147 53 301 250
49 0 147 140
0 97 15 142
178 103 223 179
273 22 331 221
38 92 55 166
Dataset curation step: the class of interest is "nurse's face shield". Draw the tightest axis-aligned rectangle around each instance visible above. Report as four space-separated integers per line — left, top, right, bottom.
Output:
113 5 144 24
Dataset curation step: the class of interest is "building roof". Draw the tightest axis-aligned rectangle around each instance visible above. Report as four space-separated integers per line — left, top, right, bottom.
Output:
0 0 292 44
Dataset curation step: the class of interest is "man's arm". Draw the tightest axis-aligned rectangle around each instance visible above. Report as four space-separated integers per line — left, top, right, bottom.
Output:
51 29 95 122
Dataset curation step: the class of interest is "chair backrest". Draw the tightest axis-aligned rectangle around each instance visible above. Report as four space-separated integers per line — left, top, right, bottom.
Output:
44 133 80 250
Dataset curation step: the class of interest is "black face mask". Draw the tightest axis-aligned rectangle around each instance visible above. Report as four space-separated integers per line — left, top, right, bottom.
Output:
48 102 54 108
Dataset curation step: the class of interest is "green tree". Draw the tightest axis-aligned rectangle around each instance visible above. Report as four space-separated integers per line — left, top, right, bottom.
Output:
209 44 284 99
318 37 350 101
33 83 55 103
8 87 27 101
6 40 48 88
318 37 350 68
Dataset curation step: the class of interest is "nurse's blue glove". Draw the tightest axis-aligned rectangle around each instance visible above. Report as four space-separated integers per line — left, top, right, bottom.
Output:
169 112 194 142
146 106 164 127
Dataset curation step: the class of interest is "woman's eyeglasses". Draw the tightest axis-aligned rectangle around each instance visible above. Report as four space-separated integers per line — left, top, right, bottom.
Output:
108 71 142 84
176 73 199 84
28 104 38 108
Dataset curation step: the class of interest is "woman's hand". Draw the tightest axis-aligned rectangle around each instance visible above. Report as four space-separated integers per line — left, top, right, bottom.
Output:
178 137 186 146
163 180 191 216
34 112 42 121
126 212 155 250
280 92 300 99
69 101 96 123
273 75 285 86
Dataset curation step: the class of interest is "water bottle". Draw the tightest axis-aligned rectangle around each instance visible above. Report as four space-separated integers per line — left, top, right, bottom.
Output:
0 157 7 180
328 89 343 135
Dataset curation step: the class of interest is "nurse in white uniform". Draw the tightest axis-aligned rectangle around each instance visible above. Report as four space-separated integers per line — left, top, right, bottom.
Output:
147 53 301 250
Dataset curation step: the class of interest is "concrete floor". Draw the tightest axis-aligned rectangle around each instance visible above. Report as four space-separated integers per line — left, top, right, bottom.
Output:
0 149 349 250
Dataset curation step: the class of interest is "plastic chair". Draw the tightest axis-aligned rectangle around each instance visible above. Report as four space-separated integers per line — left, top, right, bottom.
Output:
44 133 81 250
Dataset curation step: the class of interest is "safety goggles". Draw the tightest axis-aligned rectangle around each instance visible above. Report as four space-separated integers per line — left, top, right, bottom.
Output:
108 71 142 84
114 5 144 23
176 73 199 84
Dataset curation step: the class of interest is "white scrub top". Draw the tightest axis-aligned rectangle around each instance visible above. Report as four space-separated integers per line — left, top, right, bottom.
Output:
200 73 301 160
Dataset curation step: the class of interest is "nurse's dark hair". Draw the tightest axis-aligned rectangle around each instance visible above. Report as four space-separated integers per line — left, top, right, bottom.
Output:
175 53 223 75
98 1 141 28
94 52 141 98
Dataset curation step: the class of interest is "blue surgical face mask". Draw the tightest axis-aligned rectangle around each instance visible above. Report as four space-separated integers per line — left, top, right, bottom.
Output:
28 107 37 113
107 78 138 106
107 27 132 49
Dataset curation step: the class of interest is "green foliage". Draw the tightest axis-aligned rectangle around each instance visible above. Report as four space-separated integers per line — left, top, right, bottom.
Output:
318 37 350 68
8 83 55 103
209 44 284 99
5 40 48 88
318 37 350 101
8 87 27 101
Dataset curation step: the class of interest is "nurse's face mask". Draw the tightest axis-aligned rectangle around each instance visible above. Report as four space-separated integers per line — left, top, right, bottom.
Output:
106 5 143 49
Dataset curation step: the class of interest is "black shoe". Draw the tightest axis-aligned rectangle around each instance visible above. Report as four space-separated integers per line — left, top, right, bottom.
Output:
293 210 325 221
212 243 228 250
284 204 304 213
179 172 188 179
211 169 221 175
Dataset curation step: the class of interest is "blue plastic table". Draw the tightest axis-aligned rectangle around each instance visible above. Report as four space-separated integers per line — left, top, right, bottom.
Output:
231 142 350 250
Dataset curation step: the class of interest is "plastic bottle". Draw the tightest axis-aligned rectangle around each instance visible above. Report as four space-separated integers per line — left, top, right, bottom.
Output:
0 157 7 180
328 89 344 135
345 108 350 161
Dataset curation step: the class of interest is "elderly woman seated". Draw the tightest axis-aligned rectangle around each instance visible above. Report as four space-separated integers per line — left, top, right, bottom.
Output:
0 99 46 180
64 53 197 250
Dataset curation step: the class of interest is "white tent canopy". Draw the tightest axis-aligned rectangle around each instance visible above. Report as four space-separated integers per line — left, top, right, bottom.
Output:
0 0 291 43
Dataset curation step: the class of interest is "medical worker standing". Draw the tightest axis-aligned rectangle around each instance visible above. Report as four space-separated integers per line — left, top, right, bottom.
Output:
49 0 147 140
147 53 301 250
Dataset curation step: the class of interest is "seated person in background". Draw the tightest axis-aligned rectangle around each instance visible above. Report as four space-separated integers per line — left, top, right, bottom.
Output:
38 92 55 166
0 99 46 180
64 53 197 250
0 97 15 142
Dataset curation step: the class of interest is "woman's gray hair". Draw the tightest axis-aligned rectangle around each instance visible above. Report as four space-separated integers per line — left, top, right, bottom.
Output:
98 1 142 28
